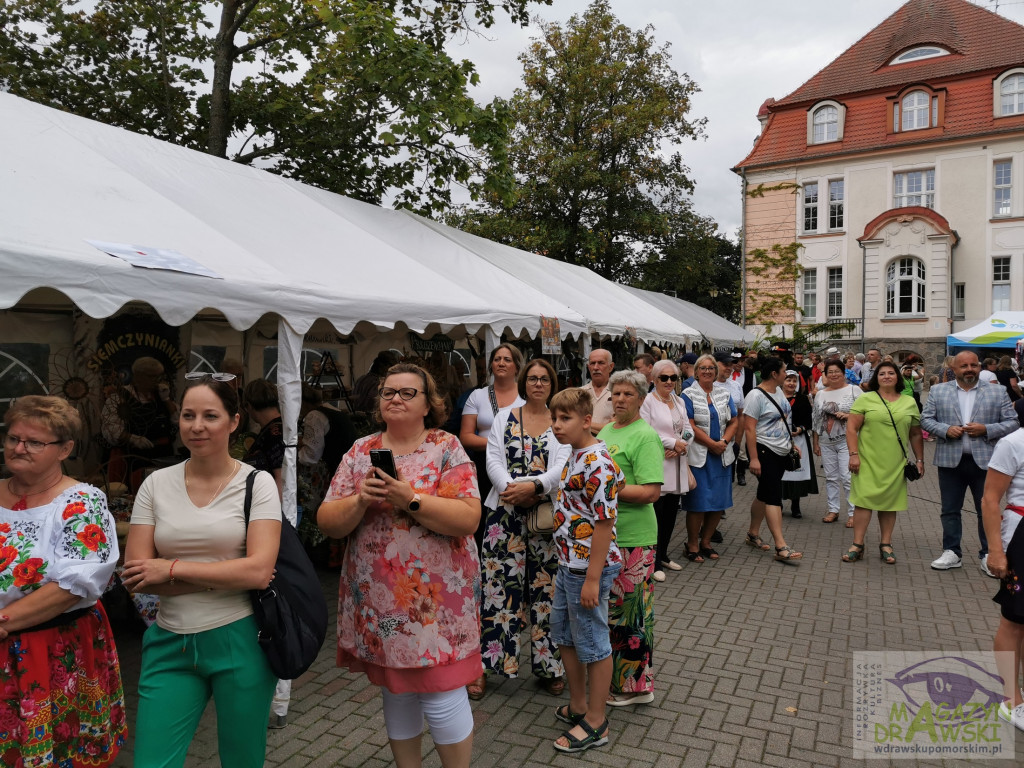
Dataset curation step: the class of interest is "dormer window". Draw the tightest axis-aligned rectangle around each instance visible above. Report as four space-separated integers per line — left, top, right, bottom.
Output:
889 46 950 65
996 70 1024 117
806 100 845 145
889 85 944 134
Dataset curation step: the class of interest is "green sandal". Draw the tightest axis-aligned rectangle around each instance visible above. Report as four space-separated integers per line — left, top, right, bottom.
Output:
879 543 896 564
553 718 609 753
842 543 865 563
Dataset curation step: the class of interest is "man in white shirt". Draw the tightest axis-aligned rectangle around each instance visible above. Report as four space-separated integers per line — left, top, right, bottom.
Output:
859 348 881 391
582 348 615 435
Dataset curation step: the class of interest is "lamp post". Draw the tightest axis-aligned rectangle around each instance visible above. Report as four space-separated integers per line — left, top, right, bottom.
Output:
708 286 719 315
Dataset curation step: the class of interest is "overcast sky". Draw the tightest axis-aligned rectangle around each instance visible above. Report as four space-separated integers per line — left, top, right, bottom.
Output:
450 0 1024 240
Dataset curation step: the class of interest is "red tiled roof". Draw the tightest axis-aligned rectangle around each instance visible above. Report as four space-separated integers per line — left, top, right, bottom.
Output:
735 0 1024 170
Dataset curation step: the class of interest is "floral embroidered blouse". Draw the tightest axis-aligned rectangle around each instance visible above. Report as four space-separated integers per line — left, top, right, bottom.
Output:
0 484 118 611
324 429 482 693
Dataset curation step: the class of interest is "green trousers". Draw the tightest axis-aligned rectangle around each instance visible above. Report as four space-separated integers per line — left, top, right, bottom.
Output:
133 614 277 768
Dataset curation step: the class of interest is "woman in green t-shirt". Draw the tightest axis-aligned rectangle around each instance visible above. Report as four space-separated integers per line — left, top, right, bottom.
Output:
597 370 664 707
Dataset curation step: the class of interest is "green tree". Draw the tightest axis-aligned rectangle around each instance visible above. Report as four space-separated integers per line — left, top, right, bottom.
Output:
446 0 707 281
0 0 546 212
641 228 742 322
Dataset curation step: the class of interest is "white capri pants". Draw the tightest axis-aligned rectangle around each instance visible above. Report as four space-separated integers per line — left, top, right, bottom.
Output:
818 436 852 517
381 687 474 744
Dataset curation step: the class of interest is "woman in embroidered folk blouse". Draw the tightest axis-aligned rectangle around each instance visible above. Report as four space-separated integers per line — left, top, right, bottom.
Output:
0 396 125 767
475 358 570 701
319 363 482 768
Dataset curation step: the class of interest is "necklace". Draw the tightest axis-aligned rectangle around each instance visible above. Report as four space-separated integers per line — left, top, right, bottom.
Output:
654 391 674 406
185 459 238 507
8 473 65 511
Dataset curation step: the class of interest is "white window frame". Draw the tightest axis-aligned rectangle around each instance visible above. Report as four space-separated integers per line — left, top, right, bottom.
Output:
889 46 950 65
827 267 843 319
806 100 845 145
803 182 819 233
995 69 1024 118
801 268 817 320
828 179 844 231
885 257 926 317
993 257 1011 312
994 160 1012 218
894 169 935 209
953 283 965 320
901 91 931 131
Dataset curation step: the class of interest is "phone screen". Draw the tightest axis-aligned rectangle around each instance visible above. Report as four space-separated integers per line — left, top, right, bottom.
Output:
370 449 398 479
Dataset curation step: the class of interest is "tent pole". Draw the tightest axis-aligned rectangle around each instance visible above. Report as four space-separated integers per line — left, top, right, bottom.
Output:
276 318 302 527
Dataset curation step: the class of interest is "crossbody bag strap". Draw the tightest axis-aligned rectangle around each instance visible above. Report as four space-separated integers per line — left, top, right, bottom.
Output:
243 469 260 525
487 385 499 416
876 392 909 461
756 387 795 449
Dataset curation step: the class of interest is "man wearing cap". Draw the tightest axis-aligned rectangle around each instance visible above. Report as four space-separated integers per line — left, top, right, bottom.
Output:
678 353 698 390
582 348 615 435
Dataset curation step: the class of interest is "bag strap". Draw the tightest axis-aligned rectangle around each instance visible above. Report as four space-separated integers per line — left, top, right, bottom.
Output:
487 385 499 416
756 387 795 449
875 393 910 462
243 469 260 525
519 407 528 477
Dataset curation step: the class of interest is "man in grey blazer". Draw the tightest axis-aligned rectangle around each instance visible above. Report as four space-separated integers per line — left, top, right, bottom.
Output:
921 351 1019 574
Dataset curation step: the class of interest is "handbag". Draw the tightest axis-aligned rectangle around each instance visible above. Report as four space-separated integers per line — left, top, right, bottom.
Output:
516 408 555 536
756 388 801 471
876 394 921 482
244 470 329 680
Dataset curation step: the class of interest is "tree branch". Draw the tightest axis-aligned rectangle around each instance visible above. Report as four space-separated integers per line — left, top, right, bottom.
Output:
229 0 261 38
234 19 326 57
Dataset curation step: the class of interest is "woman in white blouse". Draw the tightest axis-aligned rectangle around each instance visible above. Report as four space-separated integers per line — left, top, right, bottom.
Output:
812 358 861 526
640 359 693 579
472 358 570 701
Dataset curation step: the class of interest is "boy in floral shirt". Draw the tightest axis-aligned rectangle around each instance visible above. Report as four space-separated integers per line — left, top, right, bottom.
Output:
548 388 624 754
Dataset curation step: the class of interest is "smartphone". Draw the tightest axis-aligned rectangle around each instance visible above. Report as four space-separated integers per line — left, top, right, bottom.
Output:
369 449 398 479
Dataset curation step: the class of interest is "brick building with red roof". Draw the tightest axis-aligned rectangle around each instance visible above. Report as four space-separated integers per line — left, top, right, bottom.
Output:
733 0 1024 364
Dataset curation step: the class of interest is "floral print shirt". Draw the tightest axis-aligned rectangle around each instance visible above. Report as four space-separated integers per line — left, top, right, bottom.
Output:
325 430 481 678
554 444 624 570
0 484 118 611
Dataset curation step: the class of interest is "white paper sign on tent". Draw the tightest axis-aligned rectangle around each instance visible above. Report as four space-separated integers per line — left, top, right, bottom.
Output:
87 240 223 279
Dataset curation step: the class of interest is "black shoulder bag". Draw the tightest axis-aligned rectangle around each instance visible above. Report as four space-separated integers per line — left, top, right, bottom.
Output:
876 394 921 482
244 470 329 679
756 387 801 472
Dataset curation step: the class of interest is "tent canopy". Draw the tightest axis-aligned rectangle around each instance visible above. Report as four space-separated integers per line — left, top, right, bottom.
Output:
621 286 754 347
947 313 1024 349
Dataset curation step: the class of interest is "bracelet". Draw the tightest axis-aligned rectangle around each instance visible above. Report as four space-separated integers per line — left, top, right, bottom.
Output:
849 452 858 456
169 558 180 584
916 459 924 464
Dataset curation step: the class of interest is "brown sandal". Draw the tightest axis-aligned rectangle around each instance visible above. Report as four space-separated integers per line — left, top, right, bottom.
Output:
542 676 565 696
822 512 839 523
467 674 486 700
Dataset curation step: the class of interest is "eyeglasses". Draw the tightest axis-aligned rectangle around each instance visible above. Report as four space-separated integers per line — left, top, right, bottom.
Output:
380 387 420 401
185 372 237 382
526 376 551 385
657 374 680 382
4 434 64 454
696 367 717 373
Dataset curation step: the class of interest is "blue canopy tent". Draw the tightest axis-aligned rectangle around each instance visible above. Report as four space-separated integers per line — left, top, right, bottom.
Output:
947 312 1024 349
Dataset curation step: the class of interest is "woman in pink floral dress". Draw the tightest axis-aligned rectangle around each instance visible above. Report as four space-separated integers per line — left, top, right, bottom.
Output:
319 363 482 768
0 396 126 767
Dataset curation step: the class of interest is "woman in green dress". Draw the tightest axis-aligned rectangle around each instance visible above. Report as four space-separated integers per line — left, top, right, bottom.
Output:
843 361 924 564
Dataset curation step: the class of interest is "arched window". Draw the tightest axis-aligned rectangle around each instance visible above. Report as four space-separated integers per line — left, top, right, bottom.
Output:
886 257 926 316
889 46 949 65
1001 73 1024 116
901 91 931 131
812 106 838 144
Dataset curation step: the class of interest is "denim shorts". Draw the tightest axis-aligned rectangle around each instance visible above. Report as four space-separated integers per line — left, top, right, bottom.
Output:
550 563 621 664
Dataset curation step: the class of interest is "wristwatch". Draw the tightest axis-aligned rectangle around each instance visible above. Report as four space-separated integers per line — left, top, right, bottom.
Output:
407 493 422 512
532 479 544 495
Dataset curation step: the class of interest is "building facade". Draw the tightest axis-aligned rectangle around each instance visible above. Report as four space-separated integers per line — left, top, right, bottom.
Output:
734 0 1024 365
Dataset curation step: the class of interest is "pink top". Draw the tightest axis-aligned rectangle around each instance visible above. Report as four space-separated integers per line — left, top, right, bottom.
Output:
324 429 482 693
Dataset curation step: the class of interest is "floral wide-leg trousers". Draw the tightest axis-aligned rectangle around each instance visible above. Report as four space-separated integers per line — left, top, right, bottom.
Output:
609 545 655 695
479 504 563 679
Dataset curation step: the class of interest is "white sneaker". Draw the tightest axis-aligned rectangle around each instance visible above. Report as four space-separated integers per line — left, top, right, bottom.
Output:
997 701 1024 732
652 570 666 582
930 550 962 570
980 555 996 578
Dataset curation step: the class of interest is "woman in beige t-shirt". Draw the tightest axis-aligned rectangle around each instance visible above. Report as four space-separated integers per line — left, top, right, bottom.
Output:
122 375 282 768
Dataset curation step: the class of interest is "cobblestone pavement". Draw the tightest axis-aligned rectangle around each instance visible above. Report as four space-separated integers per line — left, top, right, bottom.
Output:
110 440 1023 767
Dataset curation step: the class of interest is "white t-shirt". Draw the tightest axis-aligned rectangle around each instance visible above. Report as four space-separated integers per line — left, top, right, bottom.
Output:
131 461 282 634
743 387 793 456
462 386 525 437
980 369 998 385
989 429 1024 508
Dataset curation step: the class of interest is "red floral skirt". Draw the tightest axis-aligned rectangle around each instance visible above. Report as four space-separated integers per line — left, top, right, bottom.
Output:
0 602 127 768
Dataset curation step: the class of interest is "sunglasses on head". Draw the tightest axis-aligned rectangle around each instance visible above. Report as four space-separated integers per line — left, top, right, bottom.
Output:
657 374 679 382
185 371 237 382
